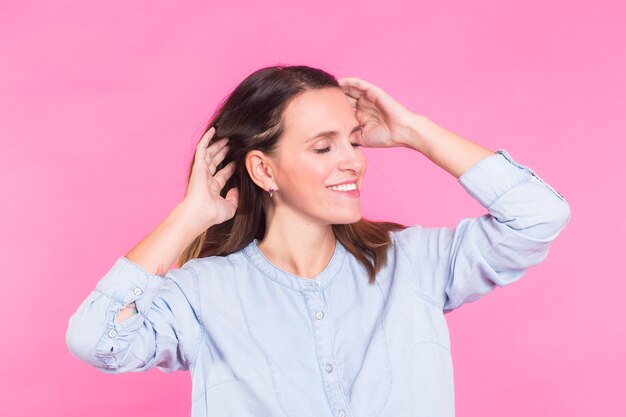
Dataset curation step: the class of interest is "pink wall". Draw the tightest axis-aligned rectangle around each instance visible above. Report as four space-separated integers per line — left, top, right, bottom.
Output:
1 1 623 416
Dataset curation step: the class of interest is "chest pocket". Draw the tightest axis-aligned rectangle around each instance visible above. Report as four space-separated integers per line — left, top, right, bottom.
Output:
411 293 451 348
191 332 239 401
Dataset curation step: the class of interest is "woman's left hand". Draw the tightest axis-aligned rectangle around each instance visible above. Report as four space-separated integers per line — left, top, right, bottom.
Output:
338 77 419 148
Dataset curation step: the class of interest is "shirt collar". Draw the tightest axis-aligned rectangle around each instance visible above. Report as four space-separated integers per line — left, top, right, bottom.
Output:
241 238 347 292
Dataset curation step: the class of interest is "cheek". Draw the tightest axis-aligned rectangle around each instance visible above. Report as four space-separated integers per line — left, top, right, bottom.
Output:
282 156 330 191
357 152 367 176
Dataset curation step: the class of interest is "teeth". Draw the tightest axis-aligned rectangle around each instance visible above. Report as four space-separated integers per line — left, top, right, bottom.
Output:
327 183 357 191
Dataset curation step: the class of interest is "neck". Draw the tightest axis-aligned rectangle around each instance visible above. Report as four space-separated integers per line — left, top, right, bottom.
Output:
257 207 336 279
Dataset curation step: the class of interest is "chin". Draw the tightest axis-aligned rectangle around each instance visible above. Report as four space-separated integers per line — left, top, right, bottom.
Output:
330 212 362 225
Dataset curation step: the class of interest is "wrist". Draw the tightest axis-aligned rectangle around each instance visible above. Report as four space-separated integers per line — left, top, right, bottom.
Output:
399 114 433 153
169 199 215 241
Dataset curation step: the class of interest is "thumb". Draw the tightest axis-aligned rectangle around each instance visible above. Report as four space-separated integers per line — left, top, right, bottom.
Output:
224 187 239 209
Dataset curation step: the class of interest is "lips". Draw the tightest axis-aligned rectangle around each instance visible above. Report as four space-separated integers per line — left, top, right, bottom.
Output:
326 179 360 197
327 179 359 188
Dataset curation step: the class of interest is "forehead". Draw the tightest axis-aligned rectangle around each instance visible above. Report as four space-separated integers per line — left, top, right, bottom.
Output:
282 88 357 138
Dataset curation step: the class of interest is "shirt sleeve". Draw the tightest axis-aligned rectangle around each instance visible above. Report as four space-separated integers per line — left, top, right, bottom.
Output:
394 149 571 314
65 256 201 373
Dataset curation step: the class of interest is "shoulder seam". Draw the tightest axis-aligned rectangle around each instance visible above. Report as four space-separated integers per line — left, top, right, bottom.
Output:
182 265 204 369
392 231 443 310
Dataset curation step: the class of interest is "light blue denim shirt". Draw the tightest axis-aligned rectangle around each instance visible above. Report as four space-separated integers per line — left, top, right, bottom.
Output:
66 149 570 417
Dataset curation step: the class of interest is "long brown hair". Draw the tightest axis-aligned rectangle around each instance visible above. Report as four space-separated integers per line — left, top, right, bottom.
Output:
177 65 406 285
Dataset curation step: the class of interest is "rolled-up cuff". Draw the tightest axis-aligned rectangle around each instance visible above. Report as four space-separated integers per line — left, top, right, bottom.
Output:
458 149 551 208
95 256 167 315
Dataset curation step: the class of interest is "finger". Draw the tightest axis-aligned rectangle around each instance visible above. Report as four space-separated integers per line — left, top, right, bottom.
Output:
197 127 229 159
345 95 358 109
213 160 236 189
224 187 239 210
207 142 230 170
206 159 217 176
188 157 209 193
206 137 230 161
340 85 364 100
199 126 216 142
337 78 366 96
205 147 227 177
195 127 217 162
197 126 216 148
338 76 362 85
358 127 367 144
338 77 370 91
339 77 386 103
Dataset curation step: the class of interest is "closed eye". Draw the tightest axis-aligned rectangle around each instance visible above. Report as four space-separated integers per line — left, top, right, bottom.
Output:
314 143 362 154
313 147 330 154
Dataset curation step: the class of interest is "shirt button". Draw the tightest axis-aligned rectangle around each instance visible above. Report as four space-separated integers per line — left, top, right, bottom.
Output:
133 287 143 296
338 411 346 417
325 363 333 373
107 329 118 338
315 311 324 320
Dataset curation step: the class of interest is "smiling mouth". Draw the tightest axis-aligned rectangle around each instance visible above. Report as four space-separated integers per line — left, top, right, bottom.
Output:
326 182 358 192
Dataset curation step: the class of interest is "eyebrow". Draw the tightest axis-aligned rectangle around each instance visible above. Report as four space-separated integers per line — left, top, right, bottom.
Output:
306 124 362 143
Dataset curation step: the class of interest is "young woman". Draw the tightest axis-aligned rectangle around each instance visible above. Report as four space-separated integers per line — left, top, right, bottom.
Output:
66 65 570 417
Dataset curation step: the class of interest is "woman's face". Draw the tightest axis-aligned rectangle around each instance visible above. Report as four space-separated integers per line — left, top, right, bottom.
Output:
270 87 367 225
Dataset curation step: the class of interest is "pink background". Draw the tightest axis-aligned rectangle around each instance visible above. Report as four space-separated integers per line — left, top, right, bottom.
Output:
1 0 624 416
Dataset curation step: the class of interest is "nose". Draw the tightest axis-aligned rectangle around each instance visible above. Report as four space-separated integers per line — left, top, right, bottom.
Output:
337 141 364 174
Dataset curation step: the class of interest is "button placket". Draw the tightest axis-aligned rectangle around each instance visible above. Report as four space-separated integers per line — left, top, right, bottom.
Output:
305 280 320 291
302 290 350 416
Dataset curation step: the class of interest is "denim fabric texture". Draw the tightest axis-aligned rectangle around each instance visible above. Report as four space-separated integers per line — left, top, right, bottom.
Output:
66 149 571 417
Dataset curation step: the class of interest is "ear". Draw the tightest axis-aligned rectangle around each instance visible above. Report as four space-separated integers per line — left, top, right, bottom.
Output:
245 150 277 191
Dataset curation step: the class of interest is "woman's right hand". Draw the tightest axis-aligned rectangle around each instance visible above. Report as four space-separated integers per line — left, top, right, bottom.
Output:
182 126 239 229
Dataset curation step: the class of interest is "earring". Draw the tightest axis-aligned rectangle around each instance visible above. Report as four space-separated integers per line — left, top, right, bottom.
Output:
268 187 277 198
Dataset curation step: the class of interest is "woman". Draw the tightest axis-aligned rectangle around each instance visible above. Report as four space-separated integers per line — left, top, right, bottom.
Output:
66 65 570 416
